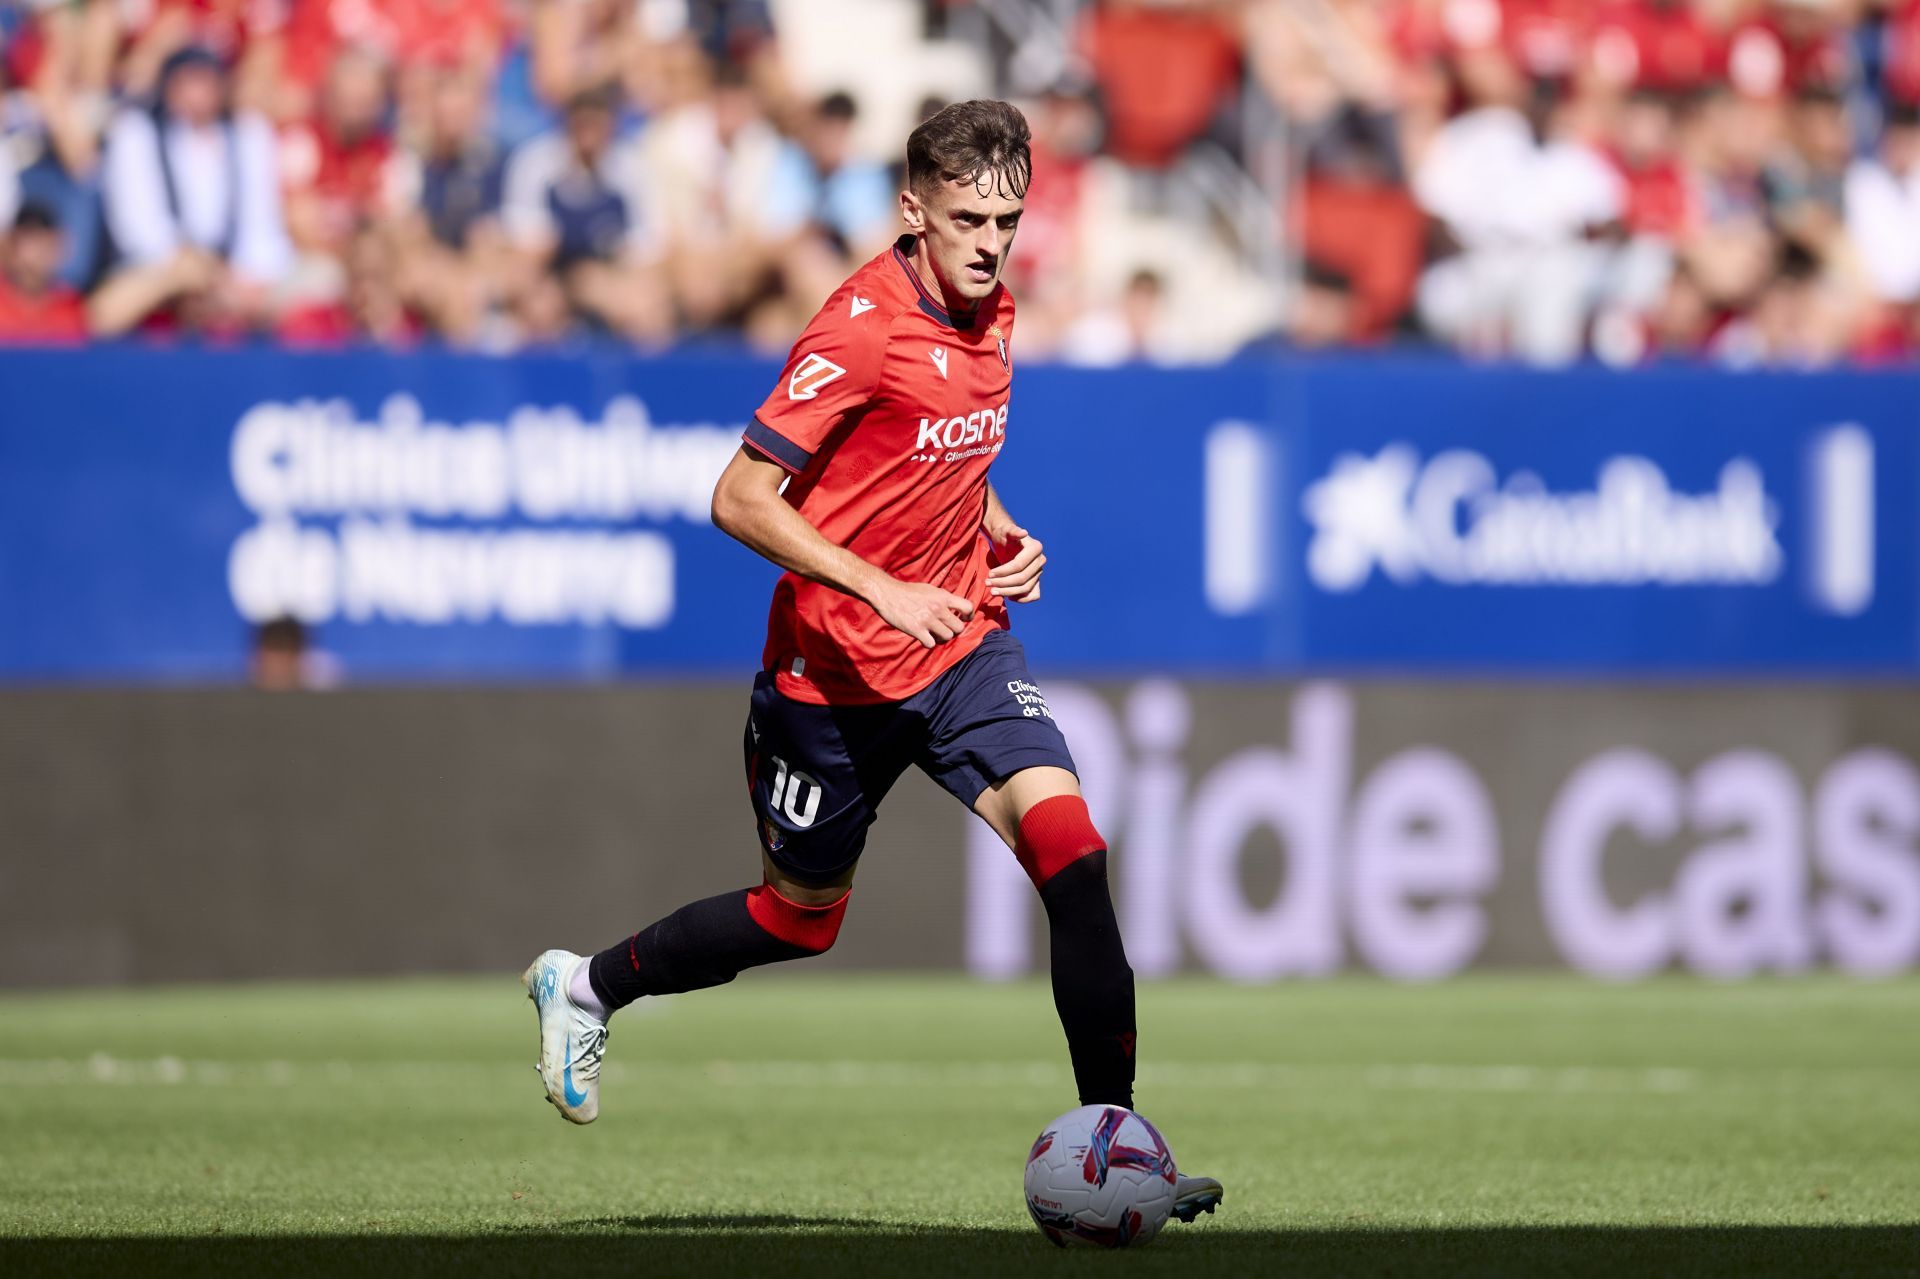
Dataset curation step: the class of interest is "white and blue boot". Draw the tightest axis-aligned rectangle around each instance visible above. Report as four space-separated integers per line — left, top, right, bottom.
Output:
1172 1173 1224 1222
522 949 609 1124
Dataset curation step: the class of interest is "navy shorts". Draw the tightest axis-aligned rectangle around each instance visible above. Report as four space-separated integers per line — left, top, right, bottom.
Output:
743 628 1077 884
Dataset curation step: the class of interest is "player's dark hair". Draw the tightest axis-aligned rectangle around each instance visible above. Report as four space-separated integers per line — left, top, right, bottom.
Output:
1302 258 1355 294
256 615 308 653
906 99 1031 200
11 199 60 234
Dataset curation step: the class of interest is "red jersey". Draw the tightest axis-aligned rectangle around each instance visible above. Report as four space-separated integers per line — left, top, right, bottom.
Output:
1892 1 1920 105
0 279 87 344
1587 1 1717 91
280 120 396 250
1604 150 1699 239
745 238 1016 706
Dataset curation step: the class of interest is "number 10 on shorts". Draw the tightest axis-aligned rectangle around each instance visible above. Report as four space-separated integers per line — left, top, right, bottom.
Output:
768 755 823 828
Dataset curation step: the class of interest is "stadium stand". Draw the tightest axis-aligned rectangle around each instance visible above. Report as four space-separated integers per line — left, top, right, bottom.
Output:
0 0 1916 365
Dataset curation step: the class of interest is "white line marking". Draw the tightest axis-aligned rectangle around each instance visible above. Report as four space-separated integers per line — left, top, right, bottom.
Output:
0 1057 1705 1093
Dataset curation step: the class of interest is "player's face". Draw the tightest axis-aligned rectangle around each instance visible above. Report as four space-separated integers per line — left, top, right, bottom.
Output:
903 172 1023 305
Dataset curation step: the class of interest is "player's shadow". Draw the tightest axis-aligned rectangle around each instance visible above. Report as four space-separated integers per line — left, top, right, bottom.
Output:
4 1224 1916 1277
554 1212 880 1232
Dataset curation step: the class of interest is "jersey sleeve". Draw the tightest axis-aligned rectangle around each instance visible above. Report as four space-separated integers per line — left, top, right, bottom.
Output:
745 296 886 475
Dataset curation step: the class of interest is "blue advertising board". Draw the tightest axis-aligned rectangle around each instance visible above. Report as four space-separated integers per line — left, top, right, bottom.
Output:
0 347 1914 680
1269 360 1920 673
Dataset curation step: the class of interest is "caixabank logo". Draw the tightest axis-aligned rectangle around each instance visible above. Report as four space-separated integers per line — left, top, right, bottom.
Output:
1295 426 1874 615
1202 422 1878 623
1300 449 1783 591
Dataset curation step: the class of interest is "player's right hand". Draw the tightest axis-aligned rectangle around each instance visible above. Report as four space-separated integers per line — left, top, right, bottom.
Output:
871 580 975 648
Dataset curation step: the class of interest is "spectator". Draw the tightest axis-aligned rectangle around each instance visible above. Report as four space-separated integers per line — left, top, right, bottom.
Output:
1878 0 1920 107
277 0 506 127
1585 0 1720 95
1287 259 1362 349
386 0 509 144
1677 85 1780 316
1060 267 1172 366
1712 238 1860 367
1235 259 1365 354
1415 63 1624 362
1724 0 1853 101
1298 105 1425 342
1846 98 1920 306
388 64 508 343
502 83 667 341
100 44 290 332
1243 0 1400 139
401 65 505 251
1643 260 1719 360
278 222 422 347
1605 88 1696 242
528 0 637 107
758 90 894 326
249 616 338 691
765 91 893 258
1766 85 1855 261
0 200 86 342
636 55 787 330
0 116 15 234
0 0 1910 365
118 0 285 119
684 0 778 68
3 0 115 287
386 0 508 77
280 46 398 261
1000 80 1100 350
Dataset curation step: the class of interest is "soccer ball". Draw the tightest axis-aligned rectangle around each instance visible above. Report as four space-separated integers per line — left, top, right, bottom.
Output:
1022 1104 1178 1248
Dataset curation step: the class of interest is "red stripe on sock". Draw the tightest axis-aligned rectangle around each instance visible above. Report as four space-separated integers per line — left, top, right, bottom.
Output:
1015 795 1106 888
745 882 849 953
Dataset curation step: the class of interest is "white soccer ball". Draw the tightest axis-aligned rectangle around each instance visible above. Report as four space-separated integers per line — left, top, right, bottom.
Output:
1022 1104 1178 1248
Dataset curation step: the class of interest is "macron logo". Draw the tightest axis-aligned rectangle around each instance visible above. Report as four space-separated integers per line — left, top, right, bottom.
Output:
929 347 949 380
849 296 874 318
788 352 847 401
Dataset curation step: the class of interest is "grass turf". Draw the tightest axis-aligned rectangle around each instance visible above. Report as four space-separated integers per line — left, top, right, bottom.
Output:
0 974 1915 1277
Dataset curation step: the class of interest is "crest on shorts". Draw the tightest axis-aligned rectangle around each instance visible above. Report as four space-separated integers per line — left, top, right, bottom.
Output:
761 818 786 852
988 324 1008 369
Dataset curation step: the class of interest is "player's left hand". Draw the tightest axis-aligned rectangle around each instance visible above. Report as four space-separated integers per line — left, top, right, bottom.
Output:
987 526 1046 603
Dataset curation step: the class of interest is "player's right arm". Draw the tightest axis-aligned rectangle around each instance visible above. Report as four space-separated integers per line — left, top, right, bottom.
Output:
713 301 973 649
711 448 973 648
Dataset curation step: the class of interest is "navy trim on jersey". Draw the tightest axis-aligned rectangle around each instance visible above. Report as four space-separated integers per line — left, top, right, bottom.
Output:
891 237 993 332
744 417 812 474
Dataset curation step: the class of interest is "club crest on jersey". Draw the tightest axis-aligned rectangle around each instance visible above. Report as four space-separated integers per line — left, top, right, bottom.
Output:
989 324 1008 369
929 346 949 380
788 352 846 401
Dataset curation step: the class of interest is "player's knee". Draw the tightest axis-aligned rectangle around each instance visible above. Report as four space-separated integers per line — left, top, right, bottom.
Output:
745 881 850 955
1014 794 1107 889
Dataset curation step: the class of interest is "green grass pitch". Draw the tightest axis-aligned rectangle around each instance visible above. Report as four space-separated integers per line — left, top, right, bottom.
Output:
1 974 1915 1277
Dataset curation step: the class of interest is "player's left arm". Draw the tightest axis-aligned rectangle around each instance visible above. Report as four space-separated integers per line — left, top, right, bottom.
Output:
983 481 1046 604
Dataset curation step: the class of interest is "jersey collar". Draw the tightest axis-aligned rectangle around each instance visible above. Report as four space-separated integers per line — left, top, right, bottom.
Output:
892 235 994 331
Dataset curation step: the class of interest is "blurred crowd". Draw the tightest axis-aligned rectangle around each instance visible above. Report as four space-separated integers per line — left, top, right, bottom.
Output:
0 0 899 350
0 0 1917 368
1259 0 1920 366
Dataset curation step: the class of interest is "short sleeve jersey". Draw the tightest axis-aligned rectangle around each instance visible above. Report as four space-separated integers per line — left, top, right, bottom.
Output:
745 236 1017 706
